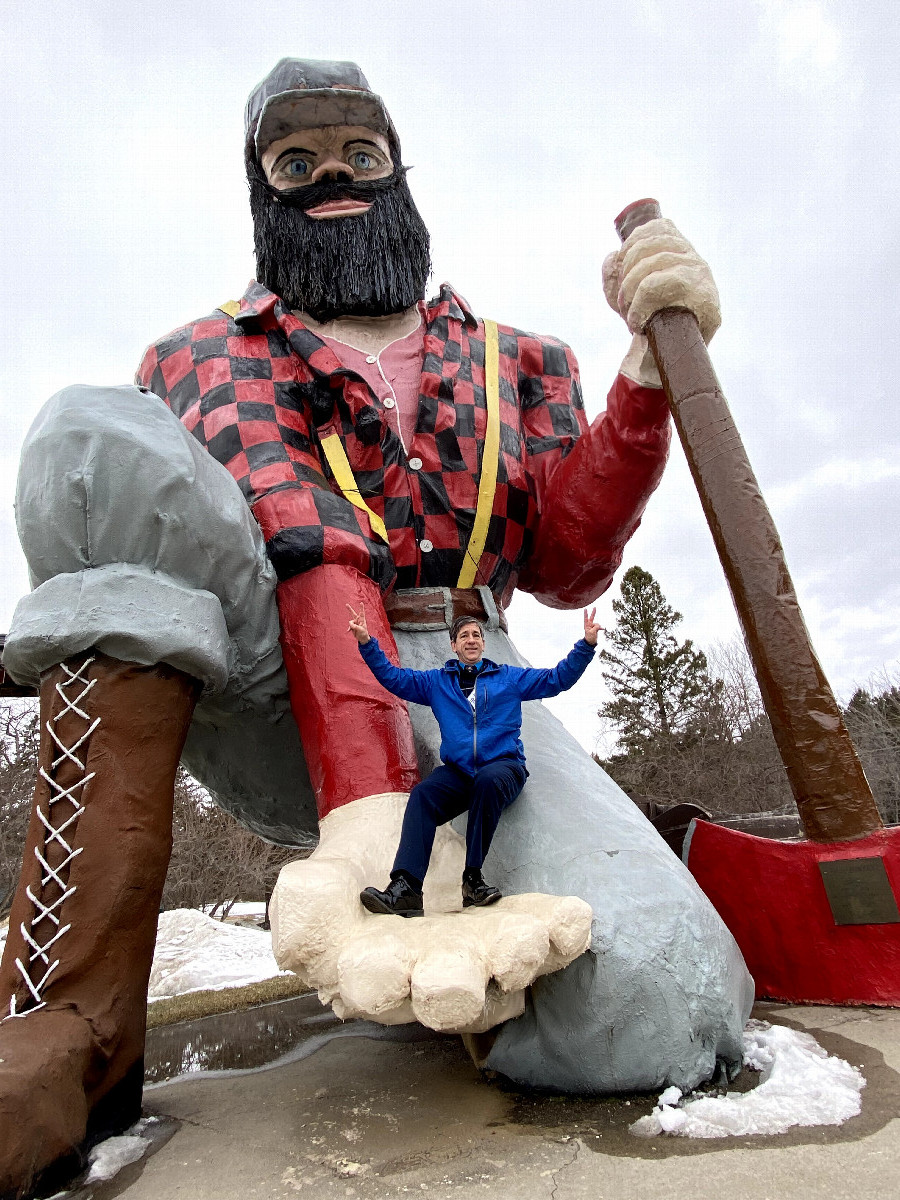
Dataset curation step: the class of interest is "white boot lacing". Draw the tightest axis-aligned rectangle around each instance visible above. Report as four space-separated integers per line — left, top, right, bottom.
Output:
5 656 98 1020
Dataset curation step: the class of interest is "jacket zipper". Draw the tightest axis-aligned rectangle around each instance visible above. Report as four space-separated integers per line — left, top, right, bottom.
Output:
472 678 478 770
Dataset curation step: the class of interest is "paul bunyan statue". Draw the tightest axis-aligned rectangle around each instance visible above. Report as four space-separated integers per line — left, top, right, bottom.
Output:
0 59 752 1195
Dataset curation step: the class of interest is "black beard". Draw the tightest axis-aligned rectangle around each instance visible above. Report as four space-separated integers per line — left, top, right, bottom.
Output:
248 166 431 321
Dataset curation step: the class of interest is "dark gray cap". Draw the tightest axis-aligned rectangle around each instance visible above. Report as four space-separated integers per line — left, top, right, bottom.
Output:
245 59 399 161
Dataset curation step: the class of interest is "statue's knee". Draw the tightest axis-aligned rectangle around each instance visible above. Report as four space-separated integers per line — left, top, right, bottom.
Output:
20 385 177 484
16 384 194 581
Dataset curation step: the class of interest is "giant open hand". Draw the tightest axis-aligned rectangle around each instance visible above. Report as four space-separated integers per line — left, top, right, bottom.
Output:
269 793 592 1033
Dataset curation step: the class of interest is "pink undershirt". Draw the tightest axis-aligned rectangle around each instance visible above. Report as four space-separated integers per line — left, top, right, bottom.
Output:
319 307 426 454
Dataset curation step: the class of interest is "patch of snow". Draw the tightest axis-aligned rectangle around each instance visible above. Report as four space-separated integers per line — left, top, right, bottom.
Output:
149 908 288 1001
630 1019 865 1139
74 1118 161 1190
84 1135 147 1183
656 1101 687 1133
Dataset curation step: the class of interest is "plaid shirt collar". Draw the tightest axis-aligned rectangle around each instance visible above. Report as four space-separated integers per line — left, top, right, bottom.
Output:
234 280 478 379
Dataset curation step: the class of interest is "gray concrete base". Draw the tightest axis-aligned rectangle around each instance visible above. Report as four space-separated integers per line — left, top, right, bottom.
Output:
84 1004 900 1200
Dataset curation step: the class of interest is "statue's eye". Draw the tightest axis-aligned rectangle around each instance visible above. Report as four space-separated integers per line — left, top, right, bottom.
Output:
286 158 309 177
352 152 373 170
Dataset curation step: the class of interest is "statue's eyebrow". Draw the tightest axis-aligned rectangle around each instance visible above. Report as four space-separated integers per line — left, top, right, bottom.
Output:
342 138 385 152
271 146 317 165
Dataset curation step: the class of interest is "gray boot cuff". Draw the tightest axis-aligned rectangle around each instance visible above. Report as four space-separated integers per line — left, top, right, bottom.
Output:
3 564 231 693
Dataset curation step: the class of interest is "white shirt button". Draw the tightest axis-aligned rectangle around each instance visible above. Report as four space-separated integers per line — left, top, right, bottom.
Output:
409 457 423 470
383 397 396 409
419 539 433 552
365 354 377 364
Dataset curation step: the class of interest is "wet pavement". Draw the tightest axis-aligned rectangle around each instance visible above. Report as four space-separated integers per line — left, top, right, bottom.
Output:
65 1001 900 1199
144 992 343 1082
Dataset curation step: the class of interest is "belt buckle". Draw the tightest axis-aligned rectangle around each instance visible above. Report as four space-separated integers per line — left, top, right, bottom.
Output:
422 587 453 628
389 586 454 632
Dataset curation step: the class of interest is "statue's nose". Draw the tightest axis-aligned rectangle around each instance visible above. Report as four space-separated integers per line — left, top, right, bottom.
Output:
310 156 354 185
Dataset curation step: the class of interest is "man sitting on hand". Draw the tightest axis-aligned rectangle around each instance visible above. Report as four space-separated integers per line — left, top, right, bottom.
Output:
348 604 603 915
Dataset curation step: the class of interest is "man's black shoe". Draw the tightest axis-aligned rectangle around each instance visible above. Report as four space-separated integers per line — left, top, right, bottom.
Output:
360 874 424 917
462 868 502 908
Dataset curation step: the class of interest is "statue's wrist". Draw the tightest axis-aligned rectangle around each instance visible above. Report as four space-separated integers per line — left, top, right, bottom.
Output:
619 333 662 389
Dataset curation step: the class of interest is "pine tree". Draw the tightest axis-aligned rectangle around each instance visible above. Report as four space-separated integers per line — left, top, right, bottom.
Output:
599 565 724 755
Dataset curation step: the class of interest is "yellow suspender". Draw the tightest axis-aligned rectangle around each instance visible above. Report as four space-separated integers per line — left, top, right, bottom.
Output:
319 432 390 544
218 300 389 544
218 302 501 571
319 318 501 573
457 319 500 587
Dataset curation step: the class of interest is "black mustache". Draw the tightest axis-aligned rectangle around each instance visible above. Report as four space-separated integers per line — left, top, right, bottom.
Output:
262 170 409 212
248 157 431 322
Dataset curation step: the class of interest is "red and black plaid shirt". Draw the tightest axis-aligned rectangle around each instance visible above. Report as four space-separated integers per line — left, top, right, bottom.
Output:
137 282 670 609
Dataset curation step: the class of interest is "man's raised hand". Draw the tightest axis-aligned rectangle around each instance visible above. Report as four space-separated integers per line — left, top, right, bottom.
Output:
347 603 370 644
583 607 603 646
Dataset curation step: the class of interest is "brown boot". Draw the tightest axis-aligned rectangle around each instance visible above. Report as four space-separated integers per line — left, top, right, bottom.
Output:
0 652 198 1199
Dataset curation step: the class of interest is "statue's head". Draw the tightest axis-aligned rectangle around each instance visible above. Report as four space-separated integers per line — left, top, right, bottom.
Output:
245 59 431 321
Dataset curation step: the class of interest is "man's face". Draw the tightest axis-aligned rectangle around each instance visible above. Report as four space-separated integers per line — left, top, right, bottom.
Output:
261 125 393 219
249 118 431 321
451 623 485 665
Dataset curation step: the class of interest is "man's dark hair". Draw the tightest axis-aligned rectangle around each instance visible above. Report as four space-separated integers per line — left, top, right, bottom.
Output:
449 617 486 642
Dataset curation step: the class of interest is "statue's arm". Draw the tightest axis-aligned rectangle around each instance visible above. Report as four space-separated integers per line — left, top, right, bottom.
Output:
516 357 671 609
517 216 720 610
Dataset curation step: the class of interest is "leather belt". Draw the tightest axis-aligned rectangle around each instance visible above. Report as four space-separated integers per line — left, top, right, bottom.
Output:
383 586 507 633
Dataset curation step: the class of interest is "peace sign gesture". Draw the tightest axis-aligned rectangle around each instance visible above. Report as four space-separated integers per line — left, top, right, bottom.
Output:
347 603 371 644
583 607 604 646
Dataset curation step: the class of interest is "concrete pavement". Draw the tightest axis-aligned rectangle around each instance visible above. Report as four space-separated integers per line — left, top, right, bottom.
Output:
81 1002 900 1200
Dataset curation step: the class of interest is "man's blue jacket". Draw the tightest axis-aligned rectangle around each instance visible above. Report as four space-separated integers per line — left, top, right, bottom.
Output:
358 637 595 777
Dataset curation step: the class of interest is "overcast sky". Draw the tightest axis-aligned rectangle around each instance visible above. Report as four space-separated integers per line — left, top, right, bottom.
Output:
2 0 898 753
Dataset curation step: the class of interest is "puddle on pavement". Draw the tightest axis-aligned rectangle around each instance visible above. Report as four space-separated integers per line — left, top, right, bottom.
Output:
145 993 441 1084
144 992 342 1082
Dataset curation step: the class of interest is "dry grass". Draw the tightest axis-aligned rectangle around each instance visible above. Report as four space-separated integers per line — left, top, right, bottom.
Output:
147 973 309 1028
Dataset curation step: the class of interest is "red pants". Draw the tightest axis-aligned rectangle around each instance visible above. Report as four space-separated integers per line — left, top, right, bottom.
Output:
277 564 420 818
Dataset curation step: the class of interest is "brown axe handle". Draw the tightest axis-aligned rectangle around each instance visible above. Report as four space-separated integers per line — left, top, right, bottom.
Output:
615 199 880 843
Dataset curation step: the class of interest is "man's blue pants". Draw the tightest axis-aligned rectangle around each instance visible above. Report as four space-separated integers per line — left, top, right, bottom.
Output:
392 759 527 885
